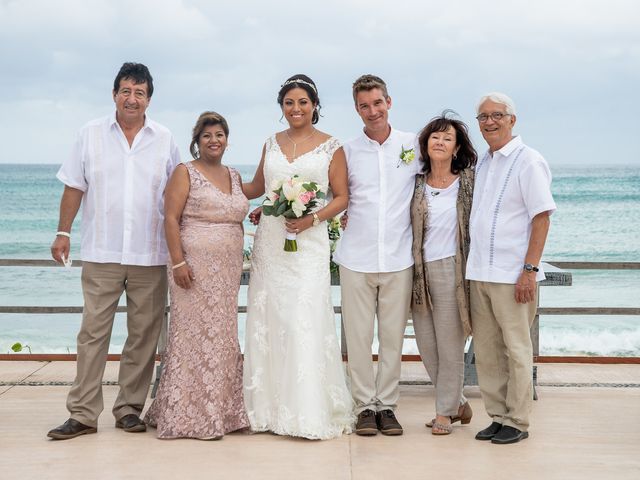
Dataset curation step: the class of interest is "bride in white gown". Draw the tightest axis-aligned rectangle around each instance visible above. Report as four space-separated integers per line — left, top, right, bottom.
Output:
242 74 355 439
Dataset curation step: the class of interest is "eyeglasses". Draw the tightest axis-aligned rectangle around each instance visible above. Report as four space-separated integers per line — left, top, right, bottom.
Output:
476 112 511 123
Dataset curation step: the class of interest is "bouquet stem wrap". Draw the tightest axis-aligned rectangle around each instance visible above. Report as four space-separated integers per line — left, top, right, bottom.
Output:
284 231 298 252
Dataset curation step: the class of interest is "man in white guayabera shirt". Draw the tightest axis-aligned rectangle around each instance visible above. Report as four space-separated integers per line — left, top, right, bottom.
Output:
467 92 556 445
47 62 181 440
333 75 420 436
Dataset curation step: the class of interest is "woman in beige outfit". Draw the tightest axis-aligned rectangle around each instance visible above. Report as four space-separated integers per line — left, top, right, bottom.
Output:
410 112 476 435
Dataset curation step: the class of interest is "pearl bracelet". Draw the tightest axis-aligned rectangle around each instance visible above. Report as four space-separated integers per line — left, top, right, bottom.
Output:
56 231 71 238
172 261 187 270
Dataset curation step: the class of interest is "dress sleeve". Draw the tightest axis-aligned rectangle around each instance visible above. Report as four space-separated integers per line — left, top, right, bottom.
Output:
325 137 343 160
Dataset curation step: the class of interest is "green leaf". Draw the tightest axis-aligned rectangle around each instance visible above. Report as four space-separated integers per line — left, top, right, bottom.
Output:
283 208 297 218
11 342 23 353
276 202 287 216
263 205 275 216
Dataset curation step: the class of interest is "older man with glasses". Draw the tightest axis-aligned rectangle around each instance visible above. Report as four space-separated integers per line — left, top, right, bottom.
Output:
466 93 556 444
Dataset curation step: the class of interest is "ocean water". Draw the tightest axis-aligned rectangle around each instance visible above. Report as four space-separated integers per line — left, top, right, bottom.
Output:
1 163 639 356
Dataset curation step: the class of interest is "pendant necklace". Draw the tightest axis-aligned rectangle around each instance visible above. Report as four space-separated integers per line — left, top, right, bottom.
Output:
285 128 316 159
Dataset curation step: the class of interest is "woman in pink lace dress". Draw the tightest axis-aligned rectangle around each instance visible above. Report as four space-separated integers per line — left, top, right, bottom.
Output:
145 112 250 439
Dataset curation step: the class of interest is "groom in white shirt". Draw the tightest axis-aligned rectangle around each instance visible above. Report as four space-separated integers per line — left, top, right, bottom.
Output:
333 75 420 436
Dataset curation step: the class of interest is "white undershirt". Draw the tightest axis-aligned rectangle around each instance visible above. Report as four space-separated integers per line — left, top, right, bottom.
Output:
423 178 459 262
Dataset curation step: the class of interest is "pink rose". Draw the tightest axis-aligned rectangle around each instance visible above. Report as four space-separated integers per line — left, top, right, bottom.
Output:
299 191 315 204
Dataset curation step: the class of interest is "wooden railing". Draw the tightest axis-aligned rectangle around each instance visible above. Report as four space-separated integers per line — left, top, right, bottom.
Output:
0 259 638 364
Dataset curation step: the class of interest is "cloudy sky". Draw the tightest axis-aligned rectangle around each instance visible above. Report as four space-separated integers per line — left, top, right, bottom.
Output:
1 0 638 166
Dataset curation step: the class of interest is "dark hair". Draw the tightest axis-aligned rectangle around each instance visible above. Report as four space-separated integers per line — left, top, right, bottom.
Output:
277 74 321 124
418 110 477 175
352 74 389 104
189 111 230 159
113 62 154 98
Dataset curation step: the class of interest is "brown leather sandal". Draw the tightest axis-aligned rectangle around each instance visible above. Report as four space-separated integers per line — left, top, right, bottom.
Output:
425 401 473 428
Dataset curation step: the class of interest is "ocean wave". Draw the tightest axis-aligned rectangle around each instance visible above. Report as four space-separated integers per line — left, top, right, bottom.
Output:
540 327 640 356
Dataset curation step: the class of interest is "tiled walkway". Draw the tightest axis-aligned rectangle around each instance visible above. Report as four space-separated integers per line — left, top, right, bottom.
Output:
1 362 639 480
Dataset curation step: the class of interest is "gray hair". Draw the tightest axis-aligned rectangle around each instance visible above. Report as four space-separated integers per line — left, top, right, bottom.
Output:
476 92 516 115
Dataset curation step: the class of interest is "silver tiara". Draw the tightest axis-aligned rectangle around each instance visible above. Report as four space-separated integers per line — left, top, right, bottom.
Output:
281 78 317 94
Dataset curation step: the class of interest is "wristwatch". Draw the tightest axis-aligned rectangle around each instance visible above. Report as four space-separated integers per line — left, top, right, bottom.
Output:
523 263 539 273
312 213 320 227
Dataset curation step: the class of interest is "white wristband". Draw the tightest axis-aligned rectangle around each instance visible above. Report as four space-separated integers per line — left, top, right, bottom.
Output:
172 261 187 270
56 231 71 238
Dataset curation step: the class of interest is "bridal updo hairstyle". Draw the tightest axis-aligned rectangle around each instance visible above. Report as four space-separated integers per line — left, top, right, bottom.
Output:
418 110 477 175
277 74 321 124
189 111 229 160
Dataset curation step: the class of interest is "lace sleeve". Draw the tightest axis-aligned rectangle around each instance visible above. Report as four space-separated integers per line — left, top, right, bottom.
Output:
265 135 278 153
320 137 342 167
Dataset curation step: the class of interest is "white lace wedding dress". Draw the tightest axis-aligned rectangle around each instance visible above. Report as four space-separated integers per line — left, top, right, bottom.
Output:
243 135 355 440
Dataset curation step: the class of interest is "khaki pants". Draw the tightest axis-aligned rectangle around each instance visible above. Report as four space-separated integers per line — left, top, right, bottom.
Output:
470 280 536 431
66 262 167 427
413 256 466 417
340 265 412 414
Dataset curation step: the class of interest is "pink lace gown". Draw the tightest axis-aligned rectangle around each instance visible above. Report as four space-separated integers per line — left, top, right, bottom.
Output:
145 162 250 439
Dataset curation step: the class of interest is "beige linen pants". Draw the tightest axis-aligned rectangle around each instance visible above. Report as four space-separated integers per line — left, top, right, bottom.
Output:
470 280 536 431
340 265 412 414
412 256 466 417
66 262 167 427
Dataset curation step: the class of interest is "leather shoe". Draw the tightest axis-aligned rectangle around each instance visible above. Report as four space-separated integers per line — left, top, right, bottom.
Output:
491 425 529 444
47 418 97 440
115 414 146 432
355 409 378 436
475 421 503 440
376 409 403 436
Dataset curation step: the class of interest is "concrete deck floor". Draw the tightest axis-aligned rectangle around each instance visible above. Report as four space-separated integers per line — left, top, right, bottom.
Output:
1 362 639 480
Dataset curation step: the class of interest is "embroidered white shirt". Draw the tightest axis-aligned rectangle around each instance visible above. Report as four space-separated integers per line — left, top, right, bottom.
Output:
333 128 421 273
57 113 181 266
466 135 556 283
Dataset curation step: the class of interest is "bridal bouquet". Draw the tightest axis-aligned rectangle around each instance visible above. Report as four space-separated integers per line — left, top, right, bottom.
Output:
262 175 325 252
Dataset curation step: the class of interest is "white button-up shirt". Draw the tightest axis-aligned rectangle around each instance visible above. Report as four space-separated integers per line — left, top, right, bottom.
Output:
333 128 421 273
466 135 556 284
57 113 181 266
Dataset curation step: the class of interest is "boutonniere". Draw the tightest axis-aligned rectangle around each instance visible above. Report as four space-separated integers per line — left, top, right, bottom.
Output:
397 146 416 168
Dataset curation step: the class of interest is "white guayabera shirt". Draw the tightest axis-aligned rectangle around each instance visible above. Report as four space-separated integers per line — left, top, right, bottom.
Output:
57 113 181 266
466 135 556 284
333 128 421 273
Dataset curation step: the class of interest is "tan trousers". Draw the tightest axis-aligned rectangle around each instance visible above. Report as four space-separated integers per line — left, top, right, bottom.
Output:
66 262 167 427
470 280 536 431
413 256 466 417
340 265 412 414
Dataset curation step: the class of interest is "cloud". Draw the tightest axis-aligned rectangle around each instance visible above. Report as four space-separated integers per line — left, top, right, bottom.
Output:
0 0 639 165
